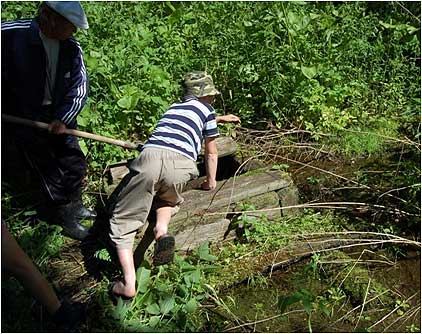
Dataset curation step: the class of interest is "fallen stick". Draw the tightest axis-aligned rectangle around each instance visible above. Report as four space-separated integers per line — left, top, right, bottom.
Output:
2 114 139 150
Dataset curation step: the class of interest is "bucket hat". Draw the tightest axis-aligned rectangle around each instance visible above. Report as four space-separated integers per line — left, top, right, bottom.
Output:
183 71 220 98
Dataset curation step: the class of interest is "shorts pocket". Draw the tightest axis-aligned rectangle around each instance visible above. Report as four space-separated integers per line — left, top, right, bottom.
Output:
174 159 194 169
173 159 199 182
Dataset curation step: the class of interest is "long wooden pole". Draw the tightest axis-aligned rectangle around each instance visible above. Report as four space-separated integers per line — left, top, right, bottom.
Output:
2 114 139 150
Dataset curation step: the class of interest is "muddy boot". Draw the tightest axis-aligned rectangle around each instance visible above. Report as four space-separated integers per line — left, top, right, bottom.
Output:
69 190 97 220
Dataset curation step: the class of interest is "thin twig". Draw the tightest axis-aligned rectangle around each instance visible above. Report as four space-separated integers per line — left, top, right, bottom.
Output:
395 1 421 23
223 310 304 332
354 278 371 331
368 291 420 330
382 305 421 332
205 201 419 218
335 289 392 323
378 183 421 198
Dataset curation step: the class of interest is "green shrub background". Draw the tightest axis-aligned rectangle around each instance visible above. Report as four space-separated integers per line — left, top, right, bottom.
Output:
2 1 420 169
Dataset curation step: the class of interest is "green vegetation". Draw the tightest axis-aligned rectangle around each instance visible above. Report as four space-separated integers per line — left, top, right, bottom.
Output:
2 1 419 171
99 243 219 332
1 1 420 333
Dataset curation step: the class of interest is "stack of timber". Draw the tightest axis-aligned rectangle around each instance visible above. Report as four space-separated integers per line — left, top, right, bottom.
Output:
106 136 299 254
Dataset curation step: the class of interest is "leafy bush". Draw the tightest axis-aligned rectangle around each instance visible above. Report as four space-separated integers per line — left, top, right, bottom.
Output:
103 242 219 332
2 2 419 173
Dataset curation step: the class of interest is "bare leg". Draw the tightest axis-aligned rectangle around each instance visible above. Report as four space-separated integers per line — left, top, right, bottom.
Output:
133 214 156 268
112 248 137 298
153 206 172 240
1 226 61 315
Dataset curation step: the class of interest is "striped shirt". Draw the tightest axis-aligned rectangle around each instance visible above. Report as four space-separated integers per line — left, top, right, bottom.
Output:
143 96 219 161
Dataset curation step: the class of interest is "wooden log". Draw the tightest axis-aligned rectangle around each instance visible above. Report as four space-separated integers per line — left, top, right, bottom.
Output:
132 169 297 259
232 191 282 221
169 169 293 235
172 191 283 251
199 136 237 158
175 218 232 251
277 185 300 216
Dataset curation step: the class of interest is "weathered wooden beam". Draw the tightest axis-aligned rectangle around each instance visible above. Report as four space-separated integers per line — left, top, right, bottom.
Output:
199 136 237 158
169 169 293 235
175 218 232 251
133 169 298 258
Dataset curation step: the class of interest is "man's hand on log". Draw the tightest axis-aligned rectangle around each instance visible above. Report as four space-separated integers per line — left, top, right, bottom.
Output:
48 120 67 134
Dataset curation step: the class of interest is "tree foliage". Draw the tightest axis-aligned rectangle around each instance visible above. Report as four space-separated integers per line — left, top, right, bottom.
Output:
2 1 420 168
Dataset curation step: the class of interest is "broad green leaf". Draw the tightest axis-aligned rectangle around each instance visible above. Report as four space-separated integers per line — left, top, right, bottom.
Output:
136 267 151 293
148 316 160 328
89 50 102 58
79 139 88 156
278 293 302 314
146 303 160 315
201 264 219 273
113 298 130 320
303 298 312 315
301 65 317 79
155 279 173 293
151 96 166 106
159 295 176 315
23 210 37 216
198 242 210 259
77 104 91 127
180 261 196 272
117 95 132 109
185 299 198 313
191 269 201 284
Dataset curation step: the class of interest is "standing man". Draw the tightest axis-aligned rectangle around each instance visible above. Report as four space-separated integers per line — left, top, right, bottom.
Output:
109 71 224 300
2 2 95 240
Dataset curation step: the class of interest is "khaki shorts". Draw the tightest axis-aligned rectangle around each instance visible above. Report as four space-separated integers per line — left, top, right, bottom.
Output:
109 147 198 249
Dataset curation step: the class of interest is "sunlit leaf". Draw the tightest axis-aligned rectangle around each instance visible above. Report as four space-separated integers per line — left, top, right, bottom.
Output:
117 95 132 109
136 267 151 293
301 65 317 79
146 303 160 315
185 299 198 313
159 295 176 315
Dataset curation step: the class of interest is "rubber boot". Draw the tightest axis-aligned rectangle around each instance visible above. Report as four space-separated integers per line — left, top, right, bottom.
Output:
69 189 97 220
54 202 91 241
52 300 86 332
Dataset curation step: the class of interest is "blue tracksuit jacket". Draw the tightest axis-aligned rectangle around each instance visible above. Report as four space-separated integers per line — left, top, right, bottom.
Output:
1 18 88 129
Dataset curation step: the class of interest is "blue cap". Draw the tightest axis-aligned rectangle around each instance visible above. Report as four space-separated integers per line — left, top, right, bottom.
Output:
45 1 89 29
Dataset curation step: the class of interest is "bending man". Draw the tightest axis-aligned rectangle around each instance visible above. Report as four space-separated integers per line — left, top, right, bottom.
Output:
109 71 227 300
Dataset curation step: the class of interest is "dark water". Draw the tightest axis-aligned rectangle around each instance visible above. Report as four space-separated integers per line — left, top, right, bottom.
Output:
216 251 421 333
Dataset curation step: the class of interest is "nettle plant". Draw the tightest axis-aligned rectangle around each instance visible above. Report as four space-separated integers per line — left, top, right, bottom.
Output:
108 242 219 332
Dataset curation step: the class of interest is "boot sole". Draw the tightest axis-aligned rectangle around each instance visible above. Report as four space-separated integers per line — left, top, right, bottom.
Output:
153 235 175 266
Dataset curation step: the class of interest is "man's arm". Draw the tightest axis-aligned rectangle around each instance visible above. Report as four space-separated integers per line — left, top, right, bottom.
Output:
201 137 218 190
53 41 88 129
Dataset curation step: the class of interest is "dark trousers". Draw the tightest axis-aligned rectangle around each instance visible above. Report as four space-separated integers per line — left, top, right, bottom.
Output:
2 125 86 206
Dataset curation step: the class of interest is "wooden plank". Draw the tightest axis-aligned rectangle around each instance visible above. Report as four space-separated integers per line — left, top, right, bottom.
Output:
233 191 282 221
175 218 232 251
199 136 237 158
169 169 293 234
